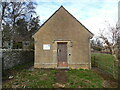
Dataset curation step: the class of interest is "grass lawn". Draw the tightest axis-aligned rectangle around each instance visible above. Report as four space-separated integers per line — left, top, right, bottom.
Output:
66 69 103 88
3 62 103 88
91 53 118 77
91 53 115 67
3 62 57 88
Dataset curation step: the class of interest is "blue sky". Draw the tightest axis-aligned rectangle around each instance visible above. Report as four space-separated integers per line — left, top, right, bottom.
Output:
35 0 119 36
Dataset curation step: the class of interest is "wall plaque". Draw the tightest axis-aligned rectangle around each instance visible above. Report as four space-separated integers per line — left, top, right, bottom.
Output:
43 44 50 50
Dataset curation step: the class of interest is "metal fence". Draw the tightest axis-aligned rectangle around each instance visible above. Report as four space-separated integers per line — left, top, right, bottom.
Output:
92 56 118 79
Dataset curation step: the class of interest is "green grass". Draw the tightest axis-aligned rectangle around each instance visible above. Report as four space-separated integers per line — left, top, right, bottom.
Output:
3 62 103 88
66 69 103 88
91 53 115 67
4 53 117 88
3 68 57 88
3 61 34 80
91 53 118 77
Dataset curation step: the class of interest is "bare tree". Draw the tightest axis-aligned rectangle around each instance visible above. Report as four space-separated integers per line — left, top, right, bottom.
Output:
91 38 103 52
1 2 38 48
98 21 120 78
2 2 36 32
98 21 120 61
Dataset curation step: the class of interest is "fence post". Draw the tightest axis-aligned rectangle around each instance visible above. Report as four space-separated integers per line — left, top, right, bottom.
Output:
112 60 115 78
94 56 95 67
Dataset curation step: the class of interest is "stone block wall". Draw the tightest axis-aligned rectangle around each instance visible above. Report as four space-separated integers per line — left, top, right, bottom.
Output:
2 49 34 70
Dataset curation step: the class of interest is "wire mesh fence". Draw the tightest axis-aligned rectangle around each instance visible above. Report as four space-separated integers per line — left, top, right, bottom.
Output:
92 55 118 79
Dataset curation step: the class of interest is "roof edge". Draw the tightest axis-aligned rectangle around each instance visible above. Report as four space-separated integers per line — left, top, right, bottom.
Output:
32 5 63 37
33 5 94 37
61 6 94 36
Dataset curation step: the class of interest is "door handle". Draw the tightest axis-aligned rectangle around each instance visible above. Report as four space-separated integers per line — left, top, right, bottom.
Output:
57 49 59 53
57 49 61 53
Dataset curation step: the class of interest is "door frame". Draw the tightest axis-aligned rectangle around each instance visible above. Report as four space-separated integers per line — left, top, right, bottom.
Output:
52 40 72 68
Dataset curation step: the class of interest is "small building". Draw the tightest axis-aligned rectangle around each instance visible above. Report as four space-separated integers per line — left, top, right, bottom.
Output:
32 6 93 69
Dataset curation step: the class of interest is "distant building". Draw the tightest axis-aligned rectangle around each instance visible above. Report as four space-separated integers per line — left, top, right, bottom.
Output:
3 33 33 49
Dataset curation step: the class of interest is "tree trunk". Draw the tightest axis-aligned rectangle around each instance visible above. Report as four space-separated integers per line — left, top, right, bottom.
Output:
109 46 118 78
117 37 120 86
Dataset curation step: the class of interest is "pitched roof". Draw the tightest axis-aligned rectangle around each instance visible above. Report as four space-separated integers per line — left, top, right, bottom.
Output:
33 5 94 36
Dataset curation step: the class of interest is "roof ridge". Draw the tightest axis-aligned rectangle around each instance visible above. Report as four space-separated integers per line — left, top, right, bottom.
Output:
33 6 93 36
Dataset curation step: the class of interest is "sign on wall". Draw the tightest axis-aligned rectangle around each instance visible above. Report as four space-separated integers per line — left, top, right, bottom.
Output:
43 44 50 50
